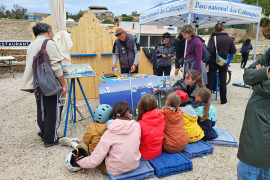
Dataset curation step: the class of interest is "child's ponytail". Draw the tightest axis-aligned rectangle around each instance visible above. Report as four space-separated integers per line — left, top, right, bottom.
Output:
112 101 131 120
196 88 211 122
201 101 210 122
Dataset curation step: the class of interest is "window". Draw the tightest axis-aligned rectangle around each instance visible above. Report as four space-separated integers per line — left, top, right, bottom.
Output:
150 36 162 47
139 36 148 47
170 36 176 44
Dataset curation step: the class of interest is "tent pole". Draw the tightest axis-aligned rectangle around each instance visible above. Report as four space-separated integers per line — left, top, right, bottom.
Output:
138 25 141 43
248 22 260 98
182 13 192 78
253 22 260 62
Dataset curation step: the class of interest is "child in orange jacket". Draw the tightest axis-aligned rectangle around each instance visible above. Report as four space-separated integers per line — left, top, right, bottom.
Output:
160 93 189 153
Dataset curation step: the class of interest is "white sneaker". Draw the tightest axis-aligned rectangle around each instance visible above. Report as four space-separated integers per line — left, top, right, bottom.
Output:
59 137 80 147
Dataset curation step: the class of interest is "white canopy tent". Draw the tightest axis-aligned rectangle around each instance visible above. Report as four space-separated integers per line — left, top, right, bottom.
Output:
139 0 262 62
48 0 73 65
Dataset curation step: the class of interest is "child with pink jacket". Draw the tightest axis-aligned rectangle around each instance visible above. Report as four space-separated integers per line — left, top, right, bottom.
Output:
77 102 141 176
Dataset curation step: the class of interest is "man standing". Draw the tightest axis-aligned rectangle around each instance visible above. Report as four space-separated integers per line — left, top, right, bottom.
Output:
20 23 67 147
111 28 140 73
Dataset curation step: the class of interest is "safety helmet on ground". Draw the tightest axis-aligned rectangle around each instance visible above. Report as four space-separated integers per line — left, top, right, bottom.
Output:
65 148 89 172
174 90 189 103
93 104 113 123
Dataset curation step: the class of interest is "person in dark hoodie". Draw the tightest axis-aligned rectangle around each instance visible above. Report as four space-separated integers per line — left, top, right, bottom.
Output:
208 22 236 105
181 25 207 85
240 39 253 69
155 32 175 76
173 32 186 75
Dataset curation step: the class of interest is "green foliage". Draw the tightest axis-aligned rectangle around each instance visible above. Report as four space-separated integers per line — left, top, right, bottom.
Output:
102 19 113 24
122 14 127 17
242 0 270 16
260 17 270 27
131 11 140 16
207 27 215 34
0 3 27 19
122 16 134 21
66 10 84 22
231 52 242 63
238 39 245 44
197 28 206 35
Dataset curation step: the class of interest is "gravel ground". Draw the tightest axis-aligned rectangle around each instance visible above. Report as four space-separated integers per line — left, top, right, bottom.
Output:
0 61 254 180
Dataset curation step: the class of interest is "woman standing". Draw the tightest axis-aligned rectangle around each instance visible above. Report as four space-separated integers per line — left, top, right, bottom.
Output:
173 33 186 75
155 32 175 76
181 25 207 85
240 39 253 69
208 22 236 105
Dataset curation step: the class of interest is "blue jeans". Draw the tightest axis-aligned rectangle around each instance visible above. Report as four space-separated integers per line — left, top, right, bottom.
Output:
237 161 270 180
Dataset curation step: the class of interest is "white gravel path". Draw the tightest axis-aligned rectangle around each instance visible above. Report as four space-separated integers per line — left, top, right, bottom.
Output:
0 61 254 179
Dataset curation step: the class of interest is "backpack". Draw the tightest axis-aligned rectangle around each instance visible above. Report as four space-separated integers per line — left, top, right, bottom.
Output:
32 39 62 96
202 43 210 63
183 38 210 63
241 46 247 53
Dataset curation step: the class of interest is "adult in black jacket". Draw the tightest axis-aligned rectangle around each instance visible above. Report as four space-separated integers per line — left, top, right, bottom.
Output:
173 33 186 75
208 22 236 104
240 39 253 68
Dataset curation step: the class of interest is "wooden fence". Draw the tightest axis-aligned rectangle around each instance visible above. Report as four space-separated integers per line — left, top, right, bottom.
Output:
31 12 153 100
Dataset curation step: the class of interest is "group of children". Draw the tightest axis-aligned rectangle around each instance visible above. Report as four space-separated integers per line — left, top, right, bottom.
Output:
60 69 218 176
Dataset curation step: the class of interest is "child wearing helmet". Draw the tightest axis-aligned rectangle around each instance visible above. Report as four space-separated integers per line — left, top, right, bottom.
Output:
160 93 188 153
60 104 113 174
77 101 141 176
153 70 205 105
191 88 218 141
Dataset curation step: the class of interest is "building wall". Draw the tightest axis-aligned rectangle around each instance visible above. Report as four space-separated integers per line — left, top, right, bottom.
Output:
119 22 157 29
0 19 34 41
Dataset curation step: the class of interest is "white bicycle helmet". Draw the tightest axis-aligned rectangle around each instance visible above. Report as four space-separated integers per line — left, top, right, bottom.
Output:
93 104 113 123
65 148 88 172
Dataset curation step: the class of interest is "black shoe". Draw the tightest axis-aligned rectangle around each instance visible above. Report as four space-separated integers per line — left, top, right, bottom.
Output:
44 142 59 148
38 132 44 138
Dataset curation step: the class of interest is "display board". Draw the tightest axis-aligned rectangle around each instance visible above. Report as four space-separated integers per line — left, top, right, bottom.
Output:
99 75 182 117
63 64 96 78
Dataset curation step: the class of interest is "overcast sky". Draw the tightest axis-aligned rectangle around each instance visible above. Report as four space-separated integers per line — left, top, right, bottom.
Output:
0 0 165 16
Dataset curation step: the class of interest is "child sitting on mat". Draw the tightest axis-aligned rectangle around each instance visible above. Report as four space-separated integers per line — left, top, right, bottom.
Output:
160 93 189 153
152 70 205 105
77 101 141 176
137 94 165 160
191 88 218 141
59 104 113 174
177 92 205 143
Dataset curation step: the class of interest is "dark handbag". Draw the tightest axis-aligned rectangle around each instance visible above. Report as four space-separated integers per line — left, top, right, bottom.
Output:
102 74 118 79
178 57 185 67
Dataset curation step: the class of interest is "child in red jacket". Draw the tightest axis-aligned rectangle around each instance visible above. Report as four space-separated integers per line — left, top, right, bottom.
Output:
137 94 165 160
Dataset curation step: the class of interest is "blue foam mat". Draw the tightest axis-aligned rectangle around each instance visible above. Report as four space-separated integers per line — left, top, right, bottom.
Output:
206 129 239 147
181 140 214 159
149 152 193 178
108 161 154 180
